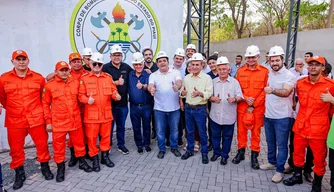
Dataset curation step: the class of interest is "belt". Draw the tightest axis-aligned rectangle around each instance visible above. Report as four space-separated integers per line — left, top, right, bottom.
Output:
185 104 206 109
132 103 148 107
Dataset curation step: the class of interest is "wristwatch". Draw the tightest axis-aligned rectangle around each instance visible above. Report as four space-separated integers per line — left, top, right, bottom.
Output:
272 88 276 94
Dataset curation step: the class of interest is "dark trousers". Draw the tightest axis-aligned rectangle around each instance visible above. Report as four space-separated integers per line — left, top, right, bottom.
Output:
329 148 334 192
0 163 3 189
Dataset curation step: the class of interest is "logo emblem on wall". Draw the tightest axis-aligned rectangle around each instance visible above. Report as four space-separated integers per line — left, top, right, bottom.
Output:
70 0 161 63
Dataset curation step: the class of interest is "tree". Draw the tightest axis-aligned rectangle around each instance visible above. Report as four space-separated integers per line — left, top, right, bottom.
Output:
116 28 122 41
111 32 116 41
299 1 329 30
123 32 128 41
327 0 334 28
226 0 248 39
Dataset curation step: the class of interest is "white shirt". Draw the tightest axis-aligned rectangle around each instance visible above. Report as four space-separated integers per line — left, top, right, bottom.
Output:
289 67 308 78
209 76 243 125
265 67 297 119
149 68 181 112
202 65 211 73
169 63 186 80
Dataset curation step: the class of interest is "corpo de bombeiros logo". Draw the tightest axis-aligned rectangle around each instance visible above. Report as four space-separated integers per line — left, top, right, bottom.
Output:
70 0 161 63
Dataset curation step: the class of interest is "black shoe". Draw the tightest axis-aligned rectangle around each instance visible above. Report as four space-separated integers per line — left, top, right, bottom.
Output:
220 157 228 165
304 172 314 184
40 162 54 180
166 140 170 149
251 151 260 170
232 148 245 164
283 166 303 186
118 146 129 155
92 155 100 172
56 162 65 183
210 154 220 162
208 143 213 152
145 146 152 153
157 151 165 159
311 174 323 192
101 151 115 167
171 149 181 157
78 157 93 172
13 166 25 190
202 154 209 164
84 145 92 160
178 140 184 147
283 166 294 174
68 147 78 167
138 148 144 155
151 131 156 139
181 151 194 160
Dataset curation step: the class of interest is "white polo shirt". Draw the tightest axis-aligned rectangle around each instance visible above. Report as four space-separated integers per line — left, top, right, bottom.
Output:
209 76 243 125
265 67 297 119
149 68 181 112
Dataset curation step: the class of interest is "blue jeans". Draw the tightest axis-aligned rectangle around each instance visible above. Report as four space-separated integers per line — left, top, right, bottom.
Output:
185 105 208 154
111 106 129 148
130 104 152 148
210 119 234 159
264 117 292 173
154 109 180 152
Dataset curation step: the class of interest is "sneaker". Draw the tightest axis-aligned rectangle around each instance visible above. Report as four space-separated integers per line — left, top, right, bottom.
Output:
171 149 181 157
260 163 276 170
137 148 144 155
145 146 152 153
272 172 285 183
157 151 165 159
283 166 294 174
118 147 129 155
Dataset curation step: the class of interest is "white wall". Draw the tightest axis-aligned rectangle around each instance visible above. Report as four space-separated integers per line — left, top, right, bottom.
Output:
0 0 183 150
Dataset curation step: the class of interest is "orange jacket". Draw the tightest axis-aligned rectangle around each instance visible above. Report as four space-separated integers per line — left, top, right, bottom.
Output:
293 76 334 139
0 68 45 128
42 76 82 132
236 64 269 114
79 72 118 123
70 68 88 81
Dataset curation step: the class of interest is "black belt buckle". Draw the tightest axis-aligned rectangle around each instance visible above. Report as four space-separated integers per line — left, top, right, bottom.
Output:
136 103 146 107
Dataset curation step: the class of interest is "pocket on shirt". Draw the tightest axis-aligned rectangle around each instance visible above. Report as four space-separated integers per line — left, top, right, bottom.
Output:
28 83 41 94
87 107 99 120
254 81 264 89
4 83 17 95
103 84 112 95
86 85 97 96
104 106 112 119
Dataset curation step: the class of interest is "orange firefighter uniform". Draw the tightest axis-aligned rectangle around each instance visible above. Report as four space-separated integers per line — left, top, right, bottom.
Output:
0 68 51 169
236 64 269 152
42 62 86 164
78 72 119 157
293 75 334 176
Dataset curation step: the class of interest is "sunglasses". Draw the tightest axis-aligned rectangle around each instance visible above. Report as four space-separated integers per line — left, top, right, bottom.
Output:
92 63 103 67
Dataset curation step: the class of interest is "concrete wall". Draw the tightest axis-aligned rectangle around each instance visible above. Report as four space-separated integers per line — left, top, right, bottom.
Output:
210 28 334 66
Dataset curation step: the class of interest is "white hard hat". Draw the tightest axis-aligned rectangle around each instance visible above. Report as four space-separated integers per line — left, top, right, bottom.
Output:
268 46 285 57
174 48 185 57
191 53 203 61
91 52 104 64
132 52 144 64
110 44 122 54
156 51 168 60
82 48 93 56
186 44 196 51
214 51 219 54
245 45 260 57
216 56 229 66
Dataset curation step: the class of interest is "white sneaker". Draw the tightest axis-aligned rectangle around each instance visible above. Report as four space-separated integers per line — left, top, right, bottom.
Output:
271 172 284 183
260 163 276 170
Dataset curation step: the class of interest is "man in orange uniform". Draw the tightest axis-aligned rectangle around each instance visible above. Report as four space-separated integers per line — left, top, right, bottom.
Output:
0 50 53 190
46 53 90 166
79 52 121 172
283 56 334 192
42 61 93 182
233 45 269 169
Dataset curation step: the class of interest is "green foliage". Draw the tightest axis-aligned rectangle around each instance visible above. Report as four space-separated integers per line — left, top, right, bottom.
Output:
299 1 329 30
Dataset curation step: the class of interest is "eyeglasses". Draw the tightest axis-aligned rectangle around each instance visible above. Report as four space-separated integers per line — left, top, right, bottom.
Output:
308 63 323 67
83 57 91 61
92 63 103 67
112 54 122 57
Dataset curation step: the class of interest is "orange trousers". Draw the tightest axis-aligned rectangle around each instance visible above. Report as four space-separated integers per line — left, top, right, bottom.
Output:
293 133 327 176
7 124 51 169
52 128 86 164
237 113 264 152
85 122 112 157
68 123 87 148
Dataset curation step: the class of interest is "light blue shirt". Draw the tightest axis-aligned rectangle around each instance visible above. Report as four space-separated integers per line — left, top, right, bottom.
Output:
230 63 243 77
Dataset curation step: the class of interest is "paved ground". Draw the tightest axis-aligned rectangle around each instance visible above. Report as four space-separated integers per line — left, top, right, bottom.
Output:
0 128 332 192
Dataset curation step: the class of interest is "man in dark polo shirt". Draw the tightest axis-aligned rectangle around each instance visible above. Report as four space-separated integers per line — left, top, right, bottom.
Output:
102 44 133 155
128 52 153 154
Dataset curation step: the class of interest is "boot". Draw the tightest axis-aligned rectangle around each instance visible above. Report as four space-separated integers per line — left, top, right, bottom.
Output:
78 157 93 173
68 147 78 167
13 166 25 190
251 151 260 169
40 162 54 180
84 145 92 160
101 151 115 167
283 166 303 186
232 148 245 164
56 162 65 182
92 155 100 172
311 174 323 192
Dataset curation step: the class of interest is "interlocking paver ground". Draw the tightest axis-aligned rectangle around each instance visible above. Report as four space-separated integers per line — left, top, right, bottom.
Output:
0 127 331 192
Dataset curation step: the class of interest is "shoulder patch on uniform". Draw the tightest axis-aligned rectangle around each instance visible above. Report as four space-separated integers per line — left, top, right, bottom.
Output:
43 88 46 92
80 80 83 84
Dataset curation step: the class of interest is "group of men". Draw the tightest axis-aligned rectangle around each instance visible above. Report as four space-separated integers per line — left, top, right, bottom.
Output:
0 43 334 192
